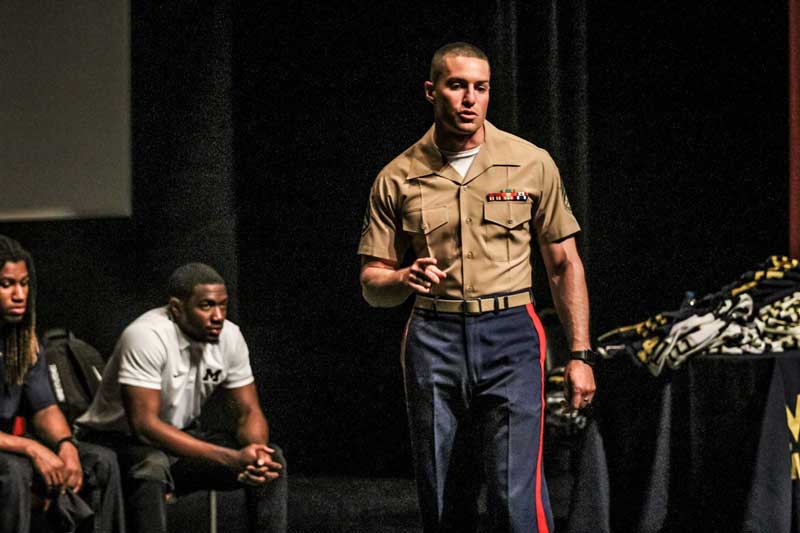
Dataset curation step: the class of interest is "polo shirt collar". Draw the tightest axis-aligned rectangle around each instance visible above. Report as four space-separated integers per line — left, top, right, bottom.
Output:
408 121 521 185
168 309 193 353
175 324 192 353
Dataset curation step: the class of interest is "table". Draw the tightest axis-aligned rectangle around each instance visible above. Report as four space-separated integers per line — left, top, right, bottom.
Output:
566 351 800 532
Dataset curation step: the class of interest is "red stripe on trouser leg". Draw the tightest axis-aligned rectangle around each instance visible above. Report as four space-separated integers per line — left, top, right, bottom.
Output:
526 303 549 533
400 311 413 373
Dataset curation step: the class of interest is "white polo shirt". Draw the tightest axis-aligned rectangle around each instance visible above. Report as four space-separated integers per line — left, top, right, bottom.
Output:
77 306 254 433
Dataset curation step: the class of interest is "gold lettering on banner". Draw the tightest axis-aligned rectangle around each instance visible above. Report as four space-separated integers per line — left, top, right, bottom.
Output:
787 395 800 480
787 395 800 442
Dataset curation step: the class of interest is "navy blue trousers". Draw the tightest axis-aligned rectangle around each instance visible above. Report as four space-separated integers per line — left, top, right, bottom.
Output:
403 303 553 533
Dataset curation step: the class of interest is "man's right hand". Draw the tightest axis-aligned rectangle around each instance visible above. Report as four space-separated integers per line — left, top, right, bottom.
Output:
402 257 447 294
229 444 282 486
26 441 66 493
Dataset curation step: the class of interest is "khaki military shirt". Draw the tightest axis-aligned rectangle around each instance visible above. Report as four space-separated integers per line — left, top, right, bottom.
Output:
358 121 580 299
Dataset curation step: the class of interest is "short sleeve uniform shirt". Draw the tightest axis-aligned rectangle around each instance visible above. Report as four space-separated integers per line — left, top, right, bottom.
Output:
77 306 254 433
358 121 580 299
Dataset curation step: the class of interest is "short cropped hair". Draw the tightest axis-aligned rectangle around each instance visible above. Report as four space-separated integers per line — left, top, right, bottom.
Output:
429 42 490 83
0 235 38 385
167 262 225 301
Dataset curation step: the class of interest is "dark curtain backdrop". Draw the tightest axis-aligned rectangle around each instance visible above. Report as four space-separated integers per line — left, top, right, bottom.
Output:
588 3 787 334
0 2 789 477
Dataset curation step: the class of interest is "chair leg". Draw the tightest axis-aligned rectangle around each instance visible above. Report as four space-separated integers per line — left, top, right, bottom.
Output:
209 490 217 533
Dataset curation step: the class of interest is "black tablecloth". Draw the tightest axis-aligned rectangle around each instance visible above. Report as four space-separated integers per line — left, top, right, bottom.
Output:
566 351 800 533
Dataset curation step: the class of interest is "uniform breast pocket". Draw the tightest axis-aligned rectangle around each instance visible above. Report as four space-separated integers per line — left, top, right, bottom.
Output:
402 206 454 259
483 201 533 262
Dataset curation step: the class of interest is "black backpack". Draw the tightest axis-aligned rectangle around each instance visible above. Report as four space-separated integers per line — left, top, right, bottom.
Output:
42 329 106 425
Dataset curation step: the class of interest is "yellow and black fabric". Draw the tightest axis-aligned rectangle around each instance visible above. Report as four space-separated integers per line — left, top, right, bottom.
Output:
598 256 800 376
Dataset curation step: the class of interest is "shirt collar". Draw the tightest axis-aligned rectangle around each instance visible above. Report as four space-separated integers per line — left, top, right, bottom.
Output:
166 306 194 352
408 120 521 184
174 323 193 352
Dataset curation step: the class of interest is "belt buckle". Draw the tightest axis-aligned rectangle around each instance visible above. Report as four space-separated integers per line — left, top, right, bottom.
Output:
462 298 482 315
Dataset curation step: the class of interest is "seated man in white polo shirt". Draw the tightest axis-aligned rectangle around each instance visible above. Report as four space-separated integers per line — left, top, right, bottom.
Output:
77 262 287 533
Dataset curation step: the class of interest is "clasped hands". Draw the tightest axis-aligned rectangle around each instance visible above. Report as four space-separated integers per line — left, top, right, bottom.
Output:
234 444 282 486
28 440 83 496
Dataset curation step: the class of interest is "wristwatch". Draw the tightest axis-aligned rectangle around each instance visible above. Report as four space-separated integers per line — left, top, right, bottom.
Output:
569 349 597 367
55 435 79 452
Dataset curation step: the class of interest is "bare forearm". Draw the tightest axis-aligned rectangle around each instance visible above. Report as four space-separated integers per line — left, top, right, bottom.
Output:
0 432 44 456
361 256 447 307
134 418 235 466
32 404 73 446
548 258 591 351
237 411 269 446
361 265 413 307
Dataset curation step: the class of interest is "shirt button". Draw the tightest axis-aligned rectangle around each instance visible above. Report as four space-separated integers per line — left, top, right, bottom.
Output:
467 285 475 292
463 185 469 190
507 219 514 224
421 223 428 230
466 251 474 259
465 217 472 224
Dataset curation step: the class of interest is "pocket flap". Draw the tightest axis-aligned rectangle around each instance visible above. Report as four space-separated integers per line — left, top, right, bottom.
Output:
403 206 449 234
484 202 532 229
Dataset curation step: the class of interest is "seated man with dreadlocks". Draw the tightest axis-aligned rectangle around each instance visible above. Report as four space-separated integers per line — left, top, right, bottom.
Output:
0 235 125 533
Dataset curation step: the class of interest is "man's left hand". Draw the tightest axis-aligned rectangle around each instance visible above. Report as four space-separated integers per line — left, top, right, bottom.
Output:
58 441 83 494
564 359 596 411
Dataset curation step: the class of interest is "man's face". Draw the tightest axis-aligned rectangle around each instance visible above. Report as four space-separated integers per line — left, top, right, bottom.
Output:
171 283 228 343
425 55 491 144
0 260 30 325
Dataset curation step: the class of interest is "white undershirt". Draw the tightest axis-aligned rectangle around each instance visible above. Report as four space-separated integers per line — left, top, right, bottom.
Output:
440 146 481 178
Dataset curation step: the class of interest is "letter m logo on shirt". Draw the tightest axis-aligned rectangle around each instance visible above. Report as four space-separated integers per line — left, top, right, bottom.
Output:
203 368 222 383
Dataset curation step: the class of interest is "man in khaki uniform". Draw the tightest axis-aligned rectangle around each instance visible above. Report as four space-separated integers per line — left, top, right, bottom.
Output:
358 42 596 532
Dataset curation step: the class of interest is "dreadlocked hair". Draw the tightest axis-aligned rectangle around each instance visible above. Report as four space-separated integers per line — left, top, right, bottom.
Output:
0 235 38 385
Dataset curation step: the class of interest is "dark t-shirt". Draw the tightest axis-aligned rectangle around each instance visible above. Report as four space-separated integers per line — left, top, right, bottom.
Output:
0 349 56 433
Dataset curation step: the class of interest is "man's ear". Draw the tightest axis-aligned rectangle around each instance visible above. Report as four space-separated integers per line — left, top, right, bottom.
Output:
424 81 435 104
168 297 183 319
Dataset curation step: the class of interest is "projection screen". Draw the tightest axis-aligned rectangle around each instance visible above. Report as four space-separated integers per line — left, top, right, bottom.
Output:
0 1 131 221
